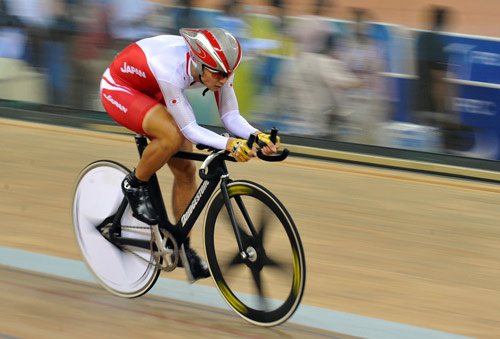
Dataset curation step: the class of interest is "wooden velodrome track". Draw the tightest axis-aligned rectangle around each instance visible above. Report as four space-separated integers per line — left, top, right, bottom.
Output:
1 117 499 338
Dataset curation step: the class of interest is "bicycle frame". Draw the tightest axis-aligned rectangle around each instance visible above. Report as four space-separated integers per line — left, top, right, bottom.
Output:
107 135 249 255
75 129 304 325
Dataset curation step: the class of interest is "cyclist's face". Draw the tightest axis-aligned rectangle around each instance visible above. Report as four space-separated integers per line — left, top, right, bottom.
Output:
201 67 230 91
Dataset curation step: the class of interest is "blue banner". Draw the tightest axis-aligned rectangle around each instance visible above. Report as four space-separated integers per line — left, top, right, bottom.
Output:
443 35 500 84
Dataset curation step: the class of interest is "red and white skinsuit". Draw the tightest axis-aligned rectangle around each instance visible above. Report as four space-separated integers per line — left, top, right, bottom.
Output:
100 34 257 150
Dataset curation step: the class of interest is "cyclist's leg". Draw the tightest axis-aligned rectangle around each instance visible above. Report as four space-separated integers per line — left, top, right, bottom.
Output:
124 104 184 224
101 77 183 224
101 72 184 181
167 139 197 223
167 140 209 280
137 104 184 181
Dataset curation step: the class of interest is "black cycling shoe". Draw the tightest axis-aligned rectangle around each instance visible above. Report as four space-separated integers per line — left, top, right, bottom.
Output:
121 173 159 225
179 247 210 281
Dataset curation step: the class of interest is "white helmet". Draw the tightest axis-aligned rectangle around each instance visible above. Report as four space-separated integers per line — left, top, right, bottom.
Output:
180 27 242 77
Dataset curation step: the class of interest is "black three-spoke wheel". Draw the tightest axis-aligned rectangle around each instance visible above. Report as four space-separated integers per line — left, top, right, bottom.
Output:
204 181 306 326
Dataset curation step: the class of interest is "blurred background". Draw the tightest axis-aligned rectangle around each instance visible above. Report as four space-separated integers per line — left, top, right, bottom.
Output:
1 0 500 160
2 2 500 337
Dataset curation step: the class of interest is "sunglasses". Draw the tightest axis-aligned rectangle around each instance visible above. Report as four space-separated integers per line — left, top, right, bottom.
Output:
204 66 230 79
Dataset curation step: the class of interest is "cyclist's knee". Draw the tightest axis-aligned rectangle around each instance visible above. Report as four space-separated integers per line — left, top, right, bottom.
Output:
143 105 183 150
156 133 183 153
170 159 196 182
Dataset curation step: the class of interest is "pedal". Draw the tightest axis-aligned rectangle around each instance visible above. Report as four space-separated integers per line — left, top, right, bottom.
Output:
179 244 195 283
96 216 118 241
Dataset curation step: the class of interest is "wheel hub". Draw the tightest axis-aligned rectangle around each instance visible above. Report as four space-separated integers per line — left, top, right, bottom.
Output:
246 246 257 262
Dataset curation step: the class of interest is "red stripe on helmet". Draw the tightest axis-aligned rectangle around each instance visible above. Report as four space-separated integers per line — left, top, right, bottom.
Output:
202 30 231 72
182 32 218 68
233 37 242 72
193 42 218 68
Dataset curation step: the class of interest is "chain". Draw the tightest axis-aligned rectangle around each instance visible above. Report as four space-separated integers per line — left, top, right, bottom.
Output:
115 225 160 268
103 224 178 271
121 225 151 230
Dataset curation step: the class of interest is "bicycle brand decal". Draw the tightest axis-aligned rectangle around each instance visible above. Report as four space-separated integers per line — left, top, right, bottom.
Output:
120 62 147 78
181 180 209 226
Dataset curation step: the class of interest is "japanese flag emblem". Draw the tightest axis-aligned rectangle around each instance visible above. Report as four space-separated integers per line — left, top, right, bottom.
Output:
168 97 181 107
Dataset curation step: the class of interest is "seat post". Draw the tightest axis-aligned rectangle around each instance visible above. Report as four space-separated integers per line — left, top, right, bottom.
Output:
134 134 148 158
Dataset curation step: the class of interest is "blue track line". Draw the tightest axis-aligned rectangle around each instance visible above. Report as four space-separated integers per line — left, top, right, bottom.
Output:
0 246 475 339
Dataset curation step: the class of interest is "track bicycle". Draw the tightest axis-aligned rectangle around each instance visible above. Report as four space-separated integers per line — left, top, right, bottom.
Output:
72 129 306 326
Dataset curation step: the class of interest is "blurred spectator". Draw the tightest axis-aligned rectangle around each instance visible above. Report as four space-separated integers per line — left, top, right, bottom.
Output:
255 0 346 136
108 0 157 51
4 0 53 69
215 0 248 40
270 0 286 29
146 1 172 35
241 0 292 126
273 32 363 138
214 0 279 54
0 0 26 59
337 8 388 144
413 6 454 126
73 0 113 110
174 0 201 31
4 0 78 105
45 0 77 105
248 0 291 93
288 0 337 55
412 6 468 150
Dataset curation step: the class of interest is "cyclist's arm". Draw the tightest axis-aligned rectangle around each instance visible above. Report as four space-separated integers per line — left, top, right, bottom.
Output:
159 80 231 150
215 75 259 139
215 79 278 155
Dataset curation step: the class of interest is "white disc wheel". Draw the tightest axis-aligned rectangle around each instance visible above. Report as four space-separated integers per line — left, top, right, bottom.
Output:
72 160 160 298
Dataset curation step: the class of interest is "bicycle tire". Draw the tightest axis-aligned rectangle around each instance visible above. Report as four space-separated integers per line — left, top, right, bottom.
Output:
72 160 160 298
203 180 306 326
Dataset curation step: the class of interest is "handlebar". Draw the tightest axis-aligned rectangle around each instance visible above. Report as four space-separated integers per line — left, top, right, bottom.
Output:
197 128 289 179
198 150 227 180
197 127 289 162
248 127 289 162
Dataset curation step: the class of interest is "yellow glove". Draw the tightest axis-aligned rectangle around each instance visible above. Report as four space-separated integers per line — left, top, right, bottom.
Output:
255 132 280 148
230 139 252 162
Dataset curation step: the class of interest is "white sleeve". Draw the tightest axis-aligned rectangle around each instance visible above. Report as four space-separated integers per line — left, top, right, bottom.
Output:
216 76 258 139
220 110 257 139
159 80 228 150
181 121 229 150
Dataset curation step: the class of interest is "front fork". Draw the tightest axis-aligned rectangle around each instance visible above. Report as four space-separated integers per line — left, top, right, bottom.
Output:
220 178 258 261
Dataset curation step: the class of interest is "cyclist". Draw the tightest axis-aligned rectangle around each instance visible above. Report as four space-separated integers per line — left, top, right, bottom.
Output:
100 27 280 281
